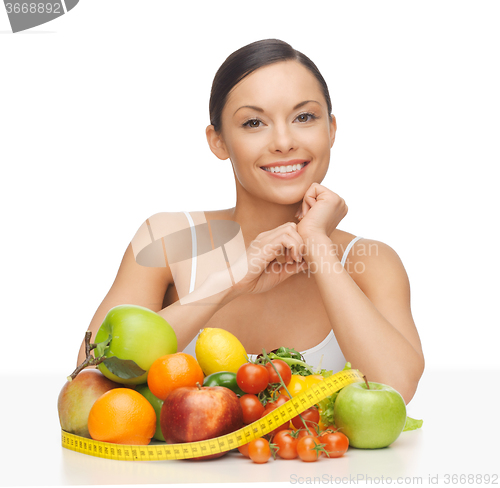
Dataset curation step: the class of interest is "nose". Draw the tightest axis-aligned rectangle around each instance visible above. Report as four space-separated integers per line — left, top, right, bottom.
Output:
269 123 296 153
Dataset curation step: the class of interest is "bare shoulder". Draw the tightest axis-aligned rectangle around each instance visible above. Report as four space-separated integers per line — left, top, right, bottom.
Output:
130 208 234 291
329 229 361 260
330 230 405 277
345 237 409 292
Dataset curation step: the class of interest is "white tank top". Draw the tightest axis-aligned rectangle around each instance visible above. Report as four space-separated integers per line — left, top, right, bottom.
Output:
182 235 364 373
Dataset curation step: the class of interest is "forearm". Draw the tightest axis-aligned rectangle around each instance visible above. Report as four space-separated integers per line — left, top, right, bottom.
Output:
303 235 422 403
157 271 238 351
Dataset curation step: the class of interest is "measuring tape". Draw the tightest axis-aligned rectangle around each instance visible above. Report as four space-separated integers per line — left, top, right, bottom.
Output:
61 369 363 461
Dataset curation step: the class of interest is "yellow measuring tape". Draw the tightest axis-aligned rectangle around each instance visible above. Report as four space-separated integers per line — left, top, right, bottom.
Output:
61 369 364 461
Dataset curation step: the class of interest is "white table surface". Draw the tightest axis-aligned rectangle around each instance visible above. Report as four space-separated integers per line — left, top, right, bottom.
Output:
1 369 498 487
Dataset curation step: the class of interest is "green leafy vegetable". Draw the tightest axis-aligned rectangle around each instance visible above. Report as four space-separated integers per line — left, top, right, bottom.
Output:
318 391 338 427
267 347 314 375
318 362 354 426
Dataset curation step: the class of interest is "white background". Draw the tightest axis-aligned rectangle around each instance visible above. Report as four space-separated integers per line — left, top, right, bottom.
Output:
1 1 499 486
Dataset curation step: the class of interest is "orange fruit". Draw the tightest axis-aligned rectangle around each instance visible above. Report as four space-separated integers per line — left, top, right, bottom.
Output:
88 388 156 445
147 352 204 401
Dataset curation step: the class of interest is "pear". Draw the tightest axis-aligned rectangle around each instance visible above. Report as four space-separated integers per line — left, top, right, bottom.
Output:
57 369 120 438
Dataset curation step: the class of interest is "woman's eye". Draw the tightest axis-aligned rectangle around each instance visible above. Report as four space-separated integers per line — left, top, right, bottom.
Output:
296 112 317 123
242 118 262 128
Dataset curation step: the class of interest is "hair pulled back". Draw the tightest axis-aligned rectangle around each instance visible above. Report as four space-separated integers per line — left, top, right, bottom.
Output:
209 39 333 133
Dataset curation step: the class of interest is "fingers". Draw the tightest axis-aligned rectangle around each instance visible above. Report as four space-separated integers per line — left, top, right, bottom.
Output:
262 232 304 264
295 183 347 221
256 221 293 240
295 183 326 220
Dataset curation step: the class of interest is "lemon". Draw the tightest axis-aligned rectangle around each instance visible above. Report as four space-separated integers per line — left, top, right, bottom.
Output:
195 328 248 375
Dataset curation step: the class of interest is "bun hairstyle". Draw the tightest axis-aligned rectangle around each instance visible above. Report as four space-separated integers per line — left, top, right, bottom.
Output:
209 39 333 133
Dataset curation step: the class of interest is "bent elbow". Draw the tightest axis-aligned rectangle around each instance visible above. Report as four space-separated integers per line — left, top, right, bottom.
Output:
401 354 425 405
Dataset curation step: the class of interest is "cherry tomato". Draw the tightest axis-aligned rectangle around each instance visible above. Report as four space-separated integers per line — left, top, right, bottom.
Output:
297 428 318 439
248 437 271 464
273 429 298 459
267 394 289 408
291 405 320 430
237 363 270 394
238 443 250 457
239 394 265 424
297 435 321 462
261 399 290 436
265 360 292 386
279 375 307 397
319 431 349 458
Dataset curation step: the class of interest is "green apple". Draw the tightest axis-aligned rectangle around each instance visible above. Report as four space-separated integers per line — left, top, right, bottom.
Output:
95 304 177 385
136 384 165 441
333 381 407 449
57 369 121 438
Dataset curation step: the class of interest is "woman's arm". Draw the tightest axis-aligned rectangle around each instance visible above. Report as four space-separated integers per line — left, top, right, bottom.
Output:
303 234 424 404
296 183 424 404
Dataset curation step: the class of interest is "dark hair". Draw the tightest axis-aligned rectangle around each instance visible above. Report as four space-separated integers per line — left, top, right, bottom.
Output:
209 39 333 133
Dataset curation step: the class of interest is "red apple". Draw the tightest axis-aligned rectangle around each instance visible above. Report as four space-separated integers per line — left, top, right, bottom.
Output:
160 384 243 460
57 369 121 438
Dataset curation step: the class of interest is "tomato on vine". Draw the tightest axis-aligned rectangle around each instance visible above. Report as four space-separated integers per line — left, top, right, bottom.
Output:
297 435 324 462
297 428 318 439
248 437 272 464
273 429 298 460
238 443 250 458
291 405 320 430
237 363 270 394
266 393 289 408
261 397 290 437
319 430 349 458
239 394 265 424
265 359 292 386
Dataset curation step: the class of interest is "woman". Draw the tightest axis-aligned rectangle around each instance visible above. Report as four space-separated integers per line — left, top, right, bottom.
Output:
78 39 424 404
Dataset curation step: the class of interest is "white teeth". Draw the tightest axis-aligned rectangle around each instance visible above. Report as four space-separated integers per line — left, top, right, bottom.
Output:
263 162 307 173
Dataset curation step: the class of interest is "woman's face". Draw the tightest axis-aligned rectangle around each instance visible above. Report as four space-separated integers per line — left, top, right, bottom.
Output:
216 60 336 205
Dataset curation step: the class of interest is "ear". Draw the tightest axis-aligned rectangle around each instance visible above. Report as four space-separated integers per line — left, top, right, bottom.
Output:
329 114 337 148
206 125 230 160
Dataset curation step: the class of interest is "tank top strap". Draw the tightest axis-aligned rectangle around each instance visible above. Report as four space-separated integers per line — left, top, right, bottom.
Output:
182 211 197 294
341 236 364 268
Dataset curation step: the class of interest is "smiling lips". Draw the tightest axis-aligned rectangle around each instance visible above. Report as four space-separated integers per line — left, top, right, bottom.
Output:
260 160 310 179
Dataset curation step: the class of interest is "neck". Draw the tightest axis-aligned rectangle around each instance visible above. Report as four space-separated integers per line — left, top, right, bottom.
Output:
230 187 302 245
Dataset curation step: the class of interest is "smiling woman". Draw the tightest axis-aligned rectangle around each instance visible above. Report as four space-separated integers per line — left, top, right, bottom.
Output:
78 39 424 405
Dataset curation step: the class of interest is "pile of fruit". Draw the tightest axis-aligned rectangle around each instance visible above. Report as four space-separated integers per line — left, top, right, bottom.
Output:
58 305 422 463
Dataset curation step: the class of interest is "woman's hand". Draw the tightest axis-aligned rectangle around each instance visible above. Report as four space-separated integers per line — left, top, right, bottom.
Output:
231 222 308 296
295 183 348 239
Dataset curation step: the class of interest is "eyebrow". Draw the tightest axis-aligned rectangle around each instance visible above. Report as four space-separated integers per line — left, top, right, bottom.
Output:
233 100 321 116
